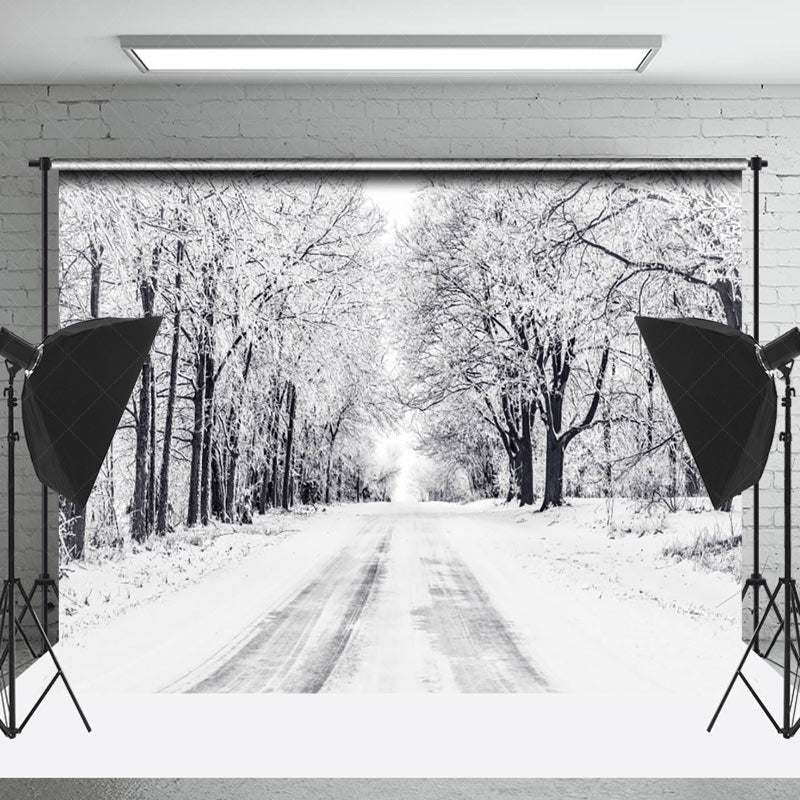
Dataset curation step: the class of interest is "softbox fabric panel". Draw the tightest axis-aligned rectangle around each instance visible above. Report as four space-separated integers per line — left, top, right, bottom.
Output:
22 317 162 507
636 316 776 509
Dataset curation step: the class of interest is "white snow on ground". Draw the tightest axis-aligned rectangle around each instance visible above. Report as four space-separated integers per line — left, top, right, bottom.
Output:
58 498 744 695
59 508 321 640
444 497 742 694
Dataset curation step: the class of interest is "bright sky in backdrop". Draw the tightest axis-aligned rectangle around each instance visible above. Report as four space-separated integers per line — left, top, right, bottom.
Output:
362 175 423 502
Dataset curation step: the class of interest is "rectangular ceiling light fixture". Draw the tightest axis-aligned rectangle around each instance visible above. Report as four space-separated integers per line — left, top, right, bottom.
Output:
120 35 661 74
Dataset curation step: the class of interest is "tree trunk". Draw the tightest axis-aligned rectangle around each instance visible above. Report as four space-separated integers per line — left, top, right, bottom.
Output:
603 417 612 497
259 400 283 514
259 470 269 514
61 496 87 560
211 449 225 520
540 381 565 510
683 450 701 496
223 342 253 522
225 454 237 521
105 443 121 547
156 271 181 535
539 344 609 511
518 399 535 506
186 350 205 527
323 421 341 505
131 358 151 542
64 236 103 557
506 452 520 502
263 386 284 511
669 438 679 499
645 365 655 450
715 279 741 330
88 238 102 318
197 257 218 528
146 363 157 533
270 454 280 507
200 344 215 526
324 447 334 505
131 275 156 542
281 383 297 510
541 429 566 511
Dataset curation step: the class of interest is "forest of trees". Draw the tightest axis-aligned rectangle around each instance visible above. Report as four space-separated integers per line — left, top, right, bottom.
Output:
58 169 740 560
59 172 399 558
396 172 740 509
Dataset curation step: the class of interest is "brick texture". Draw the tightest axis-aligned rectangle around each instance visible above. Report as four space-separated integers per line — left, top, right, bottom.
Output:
0 81 795 654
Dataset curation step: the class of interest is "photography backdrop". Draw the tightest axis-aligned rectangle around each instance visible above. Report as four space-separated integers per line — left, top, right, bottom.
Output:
55 164 743 691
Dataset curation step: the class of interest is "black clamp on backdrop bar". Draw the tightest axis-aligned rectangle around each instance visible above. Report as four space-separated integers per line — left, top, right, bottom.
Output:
28 157 51 171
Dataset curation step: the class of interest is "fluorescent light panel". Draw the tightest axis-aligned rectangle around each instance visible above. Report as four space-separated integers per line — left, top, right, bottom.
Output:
121 36 661 74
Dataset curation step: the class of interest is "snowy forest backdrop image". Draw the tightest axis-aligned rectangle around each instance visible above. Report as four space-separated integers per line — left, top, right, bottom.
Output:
58 169 745 694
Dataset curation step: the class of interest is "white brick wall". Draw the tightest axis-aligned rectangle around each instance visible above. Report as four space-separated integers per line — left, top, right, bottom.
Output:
0 81 797 654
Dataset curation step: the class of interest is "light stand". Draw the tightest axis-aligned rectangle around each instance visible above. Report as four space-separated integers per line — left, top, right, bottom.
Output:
636 316 800 737
0 361 90 737
0 315 160 738
708 360 800 737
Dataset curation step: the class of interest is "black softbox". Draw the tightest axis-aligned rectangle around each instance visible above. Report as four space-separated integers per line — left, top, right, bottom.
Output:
21 316 162 507
635 316 776 509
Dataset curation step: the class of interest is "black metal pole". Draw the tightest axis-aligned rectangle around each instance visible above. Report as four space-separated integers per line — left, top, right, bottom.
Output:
39 158 50 644
749 155 767 652
782 366 793 736
28 157 52 648
5 364 19 736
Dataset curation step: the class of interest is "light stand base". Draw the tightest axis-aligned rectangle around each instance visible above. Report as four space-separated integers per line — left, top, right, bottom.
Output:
742 574 769 656
0 577 90 738
708 577 800 738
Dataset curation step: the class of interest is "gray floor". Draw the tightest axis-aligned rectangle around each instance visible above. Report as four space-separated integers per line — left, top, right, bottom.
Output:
0 780 797 800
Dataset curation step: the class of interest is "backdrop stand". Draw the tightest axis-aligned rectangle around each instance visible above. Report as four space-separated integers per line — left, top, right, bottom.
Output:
743 154 768 655
27 156 56 655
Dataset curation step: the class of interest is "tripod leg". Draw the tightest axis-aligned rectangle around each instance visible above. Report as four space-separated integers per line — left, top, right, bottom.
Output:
708 581 783 732
15 582 90 733
17 674 58 734
777 582 800 666
739 672 782 733
0 581 8 667
748 581 782 662
0 584 8 726
13 580 54 661
26 577 59 656
11 603 41 663
789 583 800 730
753 583 800 665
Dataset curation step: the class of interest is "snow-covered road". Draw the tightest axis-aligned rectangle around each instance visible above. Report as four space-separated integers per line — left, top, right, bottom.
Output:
60 499 743 695
163 508 548 693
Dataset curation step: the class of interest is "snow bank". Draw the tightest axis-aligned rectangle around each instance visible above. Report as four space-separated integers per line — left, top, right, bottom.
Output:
59 508 316 641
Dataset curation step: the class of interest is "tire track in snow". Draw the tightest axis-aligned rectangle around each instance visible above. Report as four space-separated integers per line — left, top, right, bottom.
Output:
162 517 389 693
415 518 549 692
